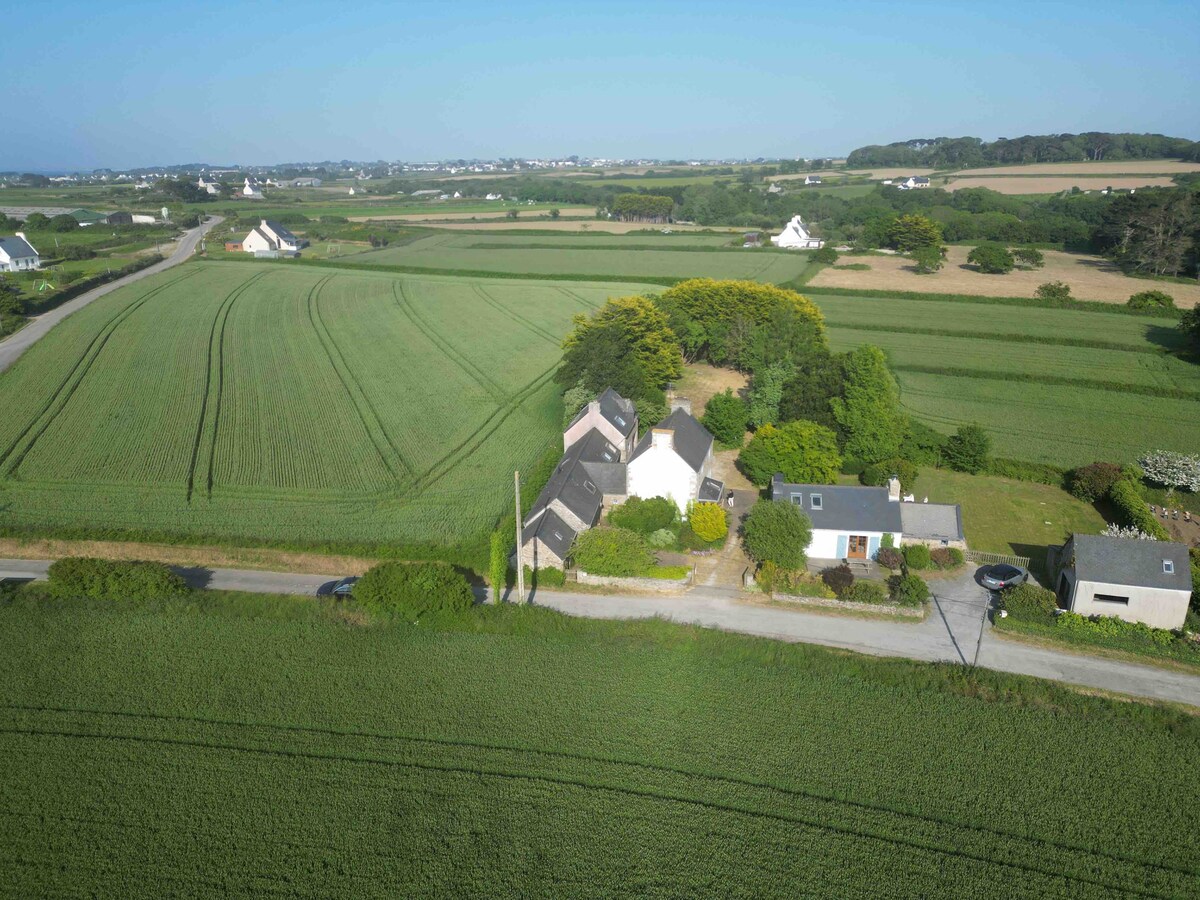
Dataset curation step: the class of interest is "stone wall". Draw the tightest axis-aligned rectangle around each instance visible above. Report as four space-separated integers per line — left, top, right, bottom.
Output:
577 571 690 592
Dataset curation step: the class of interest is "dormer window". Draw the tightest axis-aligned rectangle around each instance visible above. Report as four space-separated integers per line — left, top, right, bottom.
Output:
790 493 803 505
602 451 614 461
614 415 626 427
584 481 596 494
810 494 823 510
1164 560 1174 574
553 531 564 541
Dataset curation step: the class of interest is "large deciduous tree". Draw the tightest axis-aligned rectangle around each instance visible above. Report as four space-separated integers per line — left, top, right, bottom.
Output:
830 346 906 463
886 214 943 252
742 500 812 570
558 294 682 398
737 420 842 486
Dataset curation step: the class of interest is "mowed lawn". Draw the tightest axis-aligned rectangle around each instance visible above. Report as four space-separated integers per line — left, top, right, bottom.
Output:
351 231 813 282
0 262 652 554
816 293 1200 467
1 593 1196 898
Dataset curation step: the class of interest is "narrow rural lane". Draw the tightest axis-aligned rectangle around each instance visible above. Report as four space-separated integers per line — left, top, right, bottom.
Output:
4 556 1197 706
0 214 223 374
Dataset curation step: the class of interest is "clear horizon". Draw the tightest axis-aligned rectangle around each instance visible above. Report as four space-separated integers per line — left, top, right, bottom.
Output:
1 0 1197 171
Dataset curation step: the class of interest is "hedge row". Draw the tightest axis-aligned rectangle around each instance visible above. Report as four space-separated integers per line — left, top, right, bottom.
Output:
805 286 1185 320
1108 479 1171 540
46 557 190 602
986 458 1068 487
827 321 1176 355
892 364 1200 402
353 561 474 618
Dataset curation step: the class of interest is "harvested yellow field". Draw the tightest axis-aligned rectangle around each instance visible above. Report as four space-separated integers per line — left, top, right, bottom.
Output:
955 160 1200 176
428 220 738 234
349 205 594 222
945 176 1175 194
808 246 1200 307
841 167 938 179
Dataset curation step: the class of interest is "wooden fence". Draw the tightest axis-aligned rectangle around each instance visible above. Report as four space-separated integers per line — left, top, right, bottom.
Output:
963 549 1032 568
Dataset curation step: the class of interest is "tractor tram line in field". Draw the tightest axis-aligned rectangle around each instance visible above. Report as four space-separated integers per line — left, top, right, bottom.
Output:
0 267 203 480
470 284 563 345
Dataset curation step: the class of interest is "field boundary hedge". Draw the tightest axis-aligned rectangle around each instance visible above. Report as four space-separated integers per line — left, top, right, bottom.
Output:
824 321 1178 355
806 286 1185 319
891 364 1200 402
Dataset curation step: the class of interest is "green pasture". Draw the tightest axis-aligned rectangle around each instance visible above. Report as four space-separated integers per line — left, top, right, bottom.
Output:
814 292 1200 467
0 262 651 557
352 232 812 282
1 590 1195 898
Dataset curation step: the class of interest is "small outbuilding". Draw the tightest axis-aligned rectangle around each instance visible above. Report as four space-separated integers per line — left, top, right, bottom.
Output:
1054 534 1192 630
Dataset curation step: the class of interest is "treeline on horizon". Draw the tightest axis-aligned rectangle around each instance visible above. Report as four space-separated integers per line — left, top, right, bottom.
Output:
846 132 1200 169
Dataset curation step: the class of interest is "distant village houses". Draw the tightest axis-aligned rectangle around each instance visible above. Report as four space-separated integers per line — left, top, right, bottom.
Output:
242 177 265 200
197 176 221 196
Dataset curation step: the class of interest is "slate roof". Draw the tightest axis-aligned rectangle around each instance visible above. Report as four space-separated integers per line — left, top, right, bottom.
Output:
522 507 577 561
0 235 38 259
567 388 637 440
630 408 713 473
1069 534 1192 592
524 439 604 533
263 220 298 244
770 475 903 533
900 502 963 542
572 427 623 465
698 477 725 503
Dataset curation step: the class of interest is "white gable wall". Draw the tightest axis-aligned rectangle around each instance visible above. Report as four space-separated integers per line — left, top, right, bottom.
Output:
1069 578 1189 630
626 445 698 515
241 229 275 254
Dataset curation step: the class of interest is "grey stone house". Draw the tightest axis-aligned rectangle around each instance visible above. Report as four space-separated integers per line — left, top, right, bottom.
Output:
1054 533 1192 630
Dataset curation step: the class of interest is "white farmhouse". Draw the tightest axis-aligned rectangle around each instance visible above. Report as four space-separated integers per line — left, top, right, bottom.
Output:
1054 534 1193 630
626 407 719 515
804 175 822 185
770 215 824 250
242 177 264 199
241 219 304 256
197 176 221 195
0 232 39 272
896 176 931 190
485 192 503 201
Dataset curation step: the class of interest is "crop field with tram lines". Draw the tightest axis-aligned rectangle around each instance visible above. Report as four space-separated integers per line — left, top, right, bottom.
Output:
0 262 650 558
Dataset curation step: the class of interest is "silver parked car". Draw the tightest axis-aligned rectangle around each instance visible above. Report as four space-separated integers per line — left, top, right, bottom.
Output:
980 564 1028 591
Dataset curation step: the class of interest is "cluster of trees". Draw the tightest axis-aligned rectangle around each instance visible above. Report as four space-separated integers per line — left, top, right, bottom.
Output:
155 179 215 203
847 132 1200 168
1091 190 1198 277
16 212 80 232
611 194 674 222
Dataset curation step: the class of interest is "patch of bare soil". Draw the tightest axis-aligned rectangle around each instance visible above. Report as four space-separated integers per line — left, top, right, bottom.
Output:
675 363 749 417
808 246 1200 307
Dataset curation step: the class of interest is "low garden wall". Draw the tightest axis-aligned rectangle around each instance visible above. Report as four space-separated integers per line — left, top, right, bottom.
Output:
577 571 690 592
760 593 925 618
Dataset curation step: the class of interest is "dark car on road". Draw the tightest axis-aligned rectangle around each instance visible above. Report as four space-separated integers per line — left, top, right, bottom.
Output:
317 576 358 599
980 564 1028 591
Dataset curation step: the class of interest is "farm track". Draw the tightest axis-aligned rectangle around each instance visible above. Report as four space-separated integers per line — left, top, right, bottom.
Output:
390 281 508 401
307 277 413 482
0 268 202 478
185 271 269 502
0 703 1189 896
471 284 562 345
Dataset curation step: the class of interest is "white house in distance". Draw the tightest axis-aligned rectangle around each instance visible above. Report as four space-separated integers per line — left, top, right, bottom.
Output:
626 405 721 516
485 192 503 201
804 175 822 185
1054 533 1192 630
242 177 264 199
770 215 824 250
240 219 304 256
0 232 40 272
896 176 931 190
770 474 965 561
197 176 221 195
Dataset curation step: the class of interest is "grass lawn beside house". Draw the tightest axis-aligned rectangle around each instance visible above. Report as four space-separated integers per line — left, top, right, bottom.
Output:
916 467 1107 562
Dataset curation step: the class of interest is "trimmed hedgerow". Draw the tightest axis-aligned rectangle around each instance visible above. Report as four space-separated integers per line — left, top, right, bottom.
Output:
354 561 474 618
46 557 190 602
1000 583 1058 624
1067 462 1123 502
1108 479 1170 540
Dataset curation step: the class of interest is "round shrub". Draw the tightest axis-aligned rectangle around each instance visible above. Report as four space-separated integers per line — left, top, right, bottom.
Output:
812 246 839 264
929 547 963 570
354 561 473 618
876 547 904 570
966 243 1014 274
860 457 918 494
840 580 888 605
1034 281 1071 302
47 557 190 602
1127 290 1175 310
743 499 812 570
888 573 930 607
646 528 676 548
902 544 932 570
1067 461 1123 502
700 388 748 447
942 424 991 475
689 501 728 543
821 564 855 597
572 526 655 577
1000 582 1057 623
608 496 677 534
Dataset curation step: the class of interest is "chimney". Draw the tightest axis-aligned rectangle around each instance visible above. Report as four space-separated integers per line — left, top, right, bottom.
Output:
669 397 691 415
886 476 901 502
15 231 26 240
651 428 674 451
261 219 269 227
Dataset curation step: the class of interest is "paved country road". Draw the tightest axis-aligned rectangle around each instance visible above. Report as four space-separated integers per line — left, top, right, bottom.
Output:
0 215 223 374
4 557 1198 706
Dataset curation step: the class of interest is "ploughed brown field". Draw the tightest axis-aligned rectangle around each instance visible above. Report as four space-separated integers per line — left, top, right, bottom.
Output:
808 246 1200 307
945 176 1177 194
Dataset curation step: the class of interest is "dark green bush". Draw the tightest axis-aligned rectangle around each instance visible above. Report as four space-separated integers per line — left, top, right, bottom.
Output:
1127 290 1175 310
742 500 813 570
1067 461 1123 502
928 547 964 570
942 424 991 474
700 388 749 447
860 457 918 493
47 557 190 602
573 527 656 576
888 573 930 607
876 547 904 570
1034 281 1071 302
522 565 565 588
966 243 1015 274
902 544 932 570
899 420 946 466
607 496 678 534
840 581 888 605
821 564 855 597
1001 583 1058 623
812 246 839 264
1108 479 1170 540
354 561 473 618
61 245 96 260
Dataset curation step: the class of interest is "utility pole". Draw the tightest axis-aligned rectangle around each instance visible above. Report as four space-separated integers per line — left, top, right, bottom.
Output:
513 470 525 604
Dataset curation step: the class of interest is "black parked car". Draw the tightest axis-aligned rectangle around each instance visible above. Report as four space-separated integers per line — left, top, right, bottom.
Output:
317 576 358 599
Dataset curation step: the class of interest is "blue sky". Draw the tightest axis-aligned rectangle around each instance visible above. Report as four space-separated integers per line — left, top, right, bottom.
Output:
1 0 1197 170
